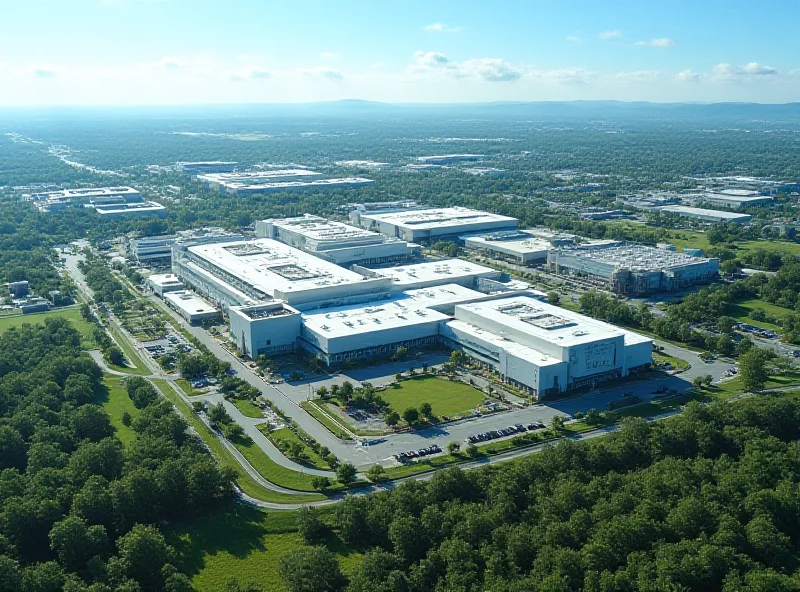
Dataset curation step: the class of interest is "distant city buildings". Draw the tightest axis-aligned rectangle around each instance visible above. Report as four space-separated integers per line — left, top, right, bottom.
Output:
177 161 237 176
415 154 485 165
197 169 374 196
660 205 753 224
94 202 167 217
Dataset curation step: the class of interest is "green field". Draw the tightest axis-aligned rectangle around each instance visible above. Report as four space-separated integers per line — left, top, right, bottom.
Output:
714 371 800 396
150 378 324 504
175 378 208 396
729 298 793 331
653 352 689 371
96 375 140 446
107 323 150 375
300 401 353 440
232 398 264 419
261 426 330 470
232 436 336 492
381 376 486 419
166 504 362 592
0 306 96 349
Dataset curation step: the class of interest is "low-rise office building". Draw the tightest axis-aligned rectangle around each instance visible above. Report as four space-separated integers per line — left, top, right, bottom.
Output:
148 273 185 296
130 235 177 267
164 290 220 324
197 170 374 196
358 259 501 292
351 206 518 244
255 214 420 266
29 186 143 212
461 231 560 264
690 189 774 210
548 242 719 295
441 295 652 397
660 205 753 224
94 201 167 217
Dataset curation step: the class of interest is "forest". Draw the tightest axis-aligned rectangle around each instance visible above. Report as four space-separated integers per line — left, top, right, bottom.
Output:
0 319 233 591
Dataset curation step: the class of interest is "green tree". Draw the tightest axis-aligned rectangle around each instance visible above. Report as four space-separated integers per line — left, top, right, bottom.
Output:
447 441 461 454
366 464 386 483
116 524 173 591
402 407 419 425
465 443 479 458
279 546 346 592
384 411 400 427
296 507 326 543
547 291 560 305
739 348 769 392
336 463 357 485
311 476 331 492
418 402 433 420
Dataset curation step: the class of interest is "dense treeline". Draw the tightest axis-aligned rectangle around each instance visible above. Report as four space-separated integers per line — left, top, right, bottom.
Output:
0 318 233 591
280 395 800 592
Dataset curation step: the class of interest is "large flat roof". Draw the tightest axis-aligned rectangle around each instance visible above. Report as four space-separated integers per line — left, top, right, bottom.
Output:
164 290 217 316
702 192 773 203
661 205 752 220
187 238 370 296
94 201 166 215
558 242 713 272
447 319 562 367
29 186 140 199
457 295 650 348
268 215 387 247
198 170 322 183
361 207 517 231
462 231 554 255
369 258 499 287
148 273 183 288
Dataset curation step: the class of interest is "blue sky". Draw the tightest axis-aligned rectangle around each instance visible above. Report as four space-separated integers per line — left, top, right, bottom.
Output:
1 0 798 105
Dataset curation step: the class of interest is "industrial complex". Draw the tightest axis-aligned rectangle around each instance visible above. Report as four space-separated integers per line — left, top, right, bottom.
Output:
160 209 654 398
660 205 753 224
461 229 574 264
26 186 145 212
548 242 720 295
350 206 518 243
197 169 374 196
255 214 421 265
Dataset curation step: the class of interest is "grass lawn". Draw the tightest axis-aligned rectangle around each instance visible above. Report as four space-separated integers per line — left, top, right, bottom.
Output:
729 298 793 331
653 352 689 371
232 398 264 419
712 370 800 397
150 378 324 504
300 401 352 440
166 504 362 592
261 426 330 470
96 375 140 446
231 436 343 493
175 378 208 397
0 306 96 349
107 323 149 375
737 239 800 257
382 376 486 419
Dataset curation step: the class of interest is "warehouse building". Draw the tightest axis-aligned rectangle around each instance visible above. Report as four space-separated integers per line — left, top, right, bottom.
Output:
172 238 394 311
163 290 220 324
692 189 774 210
177 161 237 176
357 259 501 292
548 242 719 295
461 230 567 264
94 201 167 217
660 205 753 225
147 273 185 296
441 295 652 397
350 206 518 243
255 214 420 265
197 169 374 196
415 154 484 165
29 186 143 212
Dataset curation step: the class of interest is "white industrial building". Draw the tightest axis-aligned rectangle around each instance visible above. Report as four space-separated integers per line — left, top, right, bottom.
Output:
691 189 774 210
350 206 518 243
229 302 303 357
548 242 720 295
172 238 394 311
28 186 143 212
130 235 177 267
441 296 652 397
255 214 420 265
164 290 221 324
94 202 167 217
358 259 501 292
660 205 753 224
177 161 237 176
197 170 373 196
416 154 484 165
148 273 185 296
461 230 572 264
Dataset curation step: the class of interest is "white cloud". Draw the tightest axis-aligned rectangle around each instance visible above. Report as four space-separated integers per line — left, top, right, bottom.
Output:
32 66 58 79
712 62 778 80
530 68 592 85
410 51 520 82
230 66 272 81
565 35 581 43
790 69 800 77
635 38 675 48
160 56 185 71
423 22 461 33
614 70 660 82
460 58 521 82
598 30 622 40
319 52 340 59
298 67 343 80
675 69 701 81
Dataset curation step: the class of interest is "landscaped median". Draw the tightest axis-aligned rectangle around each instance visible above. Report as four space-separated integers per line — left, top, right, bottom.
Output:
107 322 150 375
150 378 327 503
300 400 353 440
